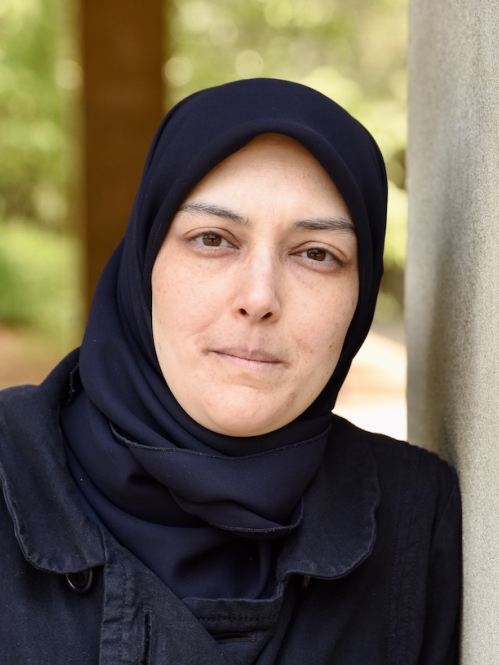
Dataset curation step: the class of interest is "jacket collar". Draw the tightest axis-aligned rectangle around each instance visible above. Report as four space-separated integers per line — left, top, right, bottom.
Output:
0 350 105 573
0 352 379 581
278 414 380 581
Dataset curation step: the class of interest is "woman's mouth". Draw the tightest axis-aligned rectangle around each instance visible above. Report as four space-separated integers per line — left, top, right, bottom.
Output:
211 347 283 369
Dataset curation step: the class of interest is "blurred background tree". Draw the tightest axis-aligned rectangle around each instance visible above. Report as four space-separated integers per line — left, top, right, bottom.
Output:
0 0 79 343
0 0 407 346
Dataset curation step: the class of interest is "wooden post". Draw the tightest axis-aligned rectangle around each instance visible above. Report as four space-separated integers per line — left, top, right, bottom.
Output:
80 0 164 311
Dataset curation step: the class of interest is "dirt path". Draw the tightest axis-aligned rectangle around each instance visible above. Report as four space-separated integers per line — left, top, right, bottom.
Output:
0 327 70 390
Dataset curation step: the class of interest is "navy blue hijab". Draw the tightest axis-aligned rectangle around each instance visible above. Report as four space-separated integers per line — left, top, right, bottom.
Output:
62 79 387 600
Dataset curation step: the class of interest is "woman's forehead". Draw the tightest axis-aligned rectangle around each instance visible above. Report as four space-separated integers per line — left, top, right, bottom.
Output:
198 133 323 174
177 132 352 225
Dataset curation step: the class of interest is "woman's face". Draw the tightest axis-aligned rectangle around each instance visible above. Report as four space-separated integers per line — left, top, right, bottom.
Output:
151 134 358 436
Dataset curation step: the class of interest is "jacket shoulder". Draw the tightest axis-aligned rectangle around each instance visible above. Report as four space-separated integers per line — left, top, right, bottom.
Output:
333 414 458 498
366 427 459 505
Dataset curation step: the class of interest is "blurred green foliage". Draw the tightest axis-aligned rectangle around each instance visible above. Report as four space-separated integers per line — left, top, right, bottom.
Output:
0 0 80 339
0 0 74 228
0 218 80 342
0 0 407 336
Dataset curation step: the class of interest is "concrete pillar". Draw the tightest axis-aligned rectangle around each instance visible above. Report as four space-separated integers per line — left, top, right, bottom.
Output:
407 2 499 662
80 0 165 309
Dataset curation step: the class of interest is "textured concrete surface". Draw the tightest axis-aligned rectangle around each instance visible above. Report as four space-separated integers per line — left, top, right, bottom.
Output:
407 2 499 661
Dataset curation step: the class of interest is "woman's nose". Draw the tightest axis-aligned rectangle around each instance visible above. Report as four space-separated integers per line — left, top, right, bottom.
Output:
232 256 281 322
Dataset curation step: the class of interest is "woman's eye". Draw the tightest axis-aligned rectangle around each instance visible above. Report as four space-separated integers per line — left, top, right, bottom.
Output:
301 247 332 262
188 231 234 251
197 232 229 247
202 233 222 246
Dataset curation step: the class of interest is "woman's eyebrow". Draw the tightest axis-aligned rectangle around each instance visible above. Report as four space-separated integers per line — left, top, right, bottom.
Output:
179 202 356 236
292 217 357 235
178 202 249 225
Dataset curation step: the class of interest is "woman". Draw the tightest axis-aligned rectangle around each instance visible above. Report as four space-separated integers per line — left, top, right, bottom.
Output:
0 79 460 664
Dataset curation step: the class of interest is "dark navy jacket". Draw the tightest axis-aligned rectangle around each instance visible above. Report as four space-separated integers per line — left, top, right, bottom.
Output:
0 351 461 664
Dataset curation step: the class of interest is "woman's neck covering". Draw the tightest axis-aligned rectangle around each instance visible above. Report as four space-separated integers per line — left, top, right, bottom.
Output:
61 79 387 600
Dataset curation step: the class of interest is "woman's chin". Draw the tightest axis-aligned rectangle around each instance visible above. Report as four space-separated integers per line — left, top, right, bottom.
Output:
171 378 312 437
199 410 282 438
190 396 294 438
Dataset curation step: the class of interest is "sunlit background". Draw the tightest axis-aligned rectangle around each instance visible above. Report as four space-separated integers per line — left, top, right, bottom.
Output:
0 0 407 438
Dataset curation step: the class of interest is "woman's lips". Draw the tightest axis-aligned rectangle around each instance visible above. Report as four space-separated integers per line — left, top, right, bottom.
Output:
211 347 283 368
